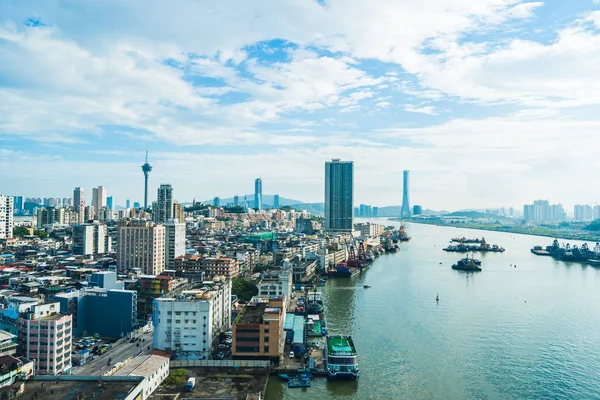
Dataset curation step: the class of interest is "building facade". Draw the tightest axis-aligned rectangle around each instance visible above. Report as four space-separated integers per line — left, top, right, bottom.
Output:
254 178 263 211
324 159 353 232
72 223 109 255
400 170 411 218
73 187 85 208
117 220 166 275
18 302 72 375
164 220 186 270
0 195 13 239
153 280 232 360
92 186 107 214
154 184 173 223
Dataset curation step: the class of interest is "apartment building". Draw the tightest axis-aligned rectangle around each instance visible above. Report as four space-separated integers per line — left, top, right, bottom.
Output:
117 220 166 275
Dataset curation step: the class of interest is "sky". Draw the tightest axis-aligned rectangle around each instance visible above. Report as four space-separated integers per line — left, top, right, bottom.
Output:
1 0 600 211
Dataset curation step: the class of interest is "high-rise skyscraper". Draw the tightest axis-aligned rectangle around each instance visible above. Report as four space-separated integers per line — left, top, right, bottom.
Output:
324 159 354 232
0 195 14 239
154 184 173 223
92 186 107 213
13 196 23 213
254 178 262 210
400 170 411 218
213 197 220 207
233 195 239 207
273 194 280 209
117 220 165 275
141 151 152 209
164 219 186 270
106 196 113 210
126 199 131 208
74 187 85 208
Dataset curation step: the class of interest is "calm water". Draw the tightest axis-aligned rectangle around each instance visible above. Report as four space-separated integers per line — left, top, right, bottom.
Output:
266 221 600 400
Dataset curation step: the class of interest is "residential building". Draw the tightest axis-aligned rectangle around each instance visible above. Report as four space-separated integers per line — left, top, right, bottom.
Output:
0 331 18 357
72 223 110 255
232 296 286 362
153 184 173 223
12 196 23 214
36 207 65 227
255 178 263 211
173 200 185 223
203 257 240 279
413 205 422 215
83 205 95 222
233 195 240 207
117 220 166 275
18 302 72 375
401 170 411 218
356 222 384 238
153 280 232 360
137 275 188 321
92 186 107 213
295 218 314 235
257 269 292 300
126 199 131 208
0 297 40 335
574 204 594 222
0 195 13 239
324 159 354 232
523 200 565 222
0 355 34 389
56 272 137 338
213 197 220 207
164 219 186 270
595 205 600 220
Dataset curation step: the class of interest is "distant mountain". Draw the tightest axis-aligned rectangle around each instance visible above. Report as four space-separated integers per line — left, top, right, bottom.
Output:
445 210 510 219
201 195 304 208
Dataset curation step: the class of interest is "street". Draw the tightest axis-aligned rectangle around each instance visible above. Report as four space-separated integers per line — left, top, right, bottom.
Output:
70 329 155 376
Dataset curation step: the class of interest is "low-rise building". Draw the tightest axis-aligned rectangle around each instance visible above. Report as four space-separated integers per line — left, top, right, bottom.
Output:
112 354 169 399
203 257 239 279
257 269 292 300
153 280 231 360
232 296 286 363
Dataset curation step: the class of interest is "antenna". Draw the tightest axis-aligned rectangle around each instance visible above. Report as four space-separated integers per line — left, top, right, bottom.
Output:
145 150 149 163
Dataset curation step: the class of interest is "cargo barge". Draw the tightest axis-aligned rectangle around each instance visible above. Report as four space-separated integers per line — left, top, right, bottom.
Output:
324 335 359 380
451 256 482 272
531 240 600 264
443 238 504 253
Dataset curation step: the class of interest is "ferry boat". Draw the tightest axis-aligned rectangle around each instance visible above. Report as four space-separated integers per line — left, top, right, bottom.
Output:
306 291 324 314
324 335 359 380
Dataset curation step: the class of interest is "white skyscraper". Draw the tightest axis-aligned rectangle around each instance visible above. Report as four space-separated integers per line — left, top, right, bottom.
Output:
324 159 354 232
164 219 186 270
92 186 107 213
0 195 14 239
72 223 108 256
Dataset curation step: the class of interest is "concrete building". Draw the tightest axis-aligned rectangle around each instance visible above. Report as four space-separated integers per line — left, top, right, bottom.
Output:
83 205 95 222
0 331 18 357
153 280 232 360
254 178 263 211
137 275 188 321
324 159 353 232
164 219 186 270
36 207 65 227
117 220 166 275
203 257 240 279
12 196 23 214
213 197 220 207
173 200 185 223
232 296 286 362
257 269 292 300
72 223 110 255
154 184 173 223
18 302 72 375
401 170 411 218
574 204 594 222
56 272 137 339
92 186 107 214
413 205 423 215
73 187 85 208
356 222 384 238
106 196 113 210
112 354 169 399
0 195 13 239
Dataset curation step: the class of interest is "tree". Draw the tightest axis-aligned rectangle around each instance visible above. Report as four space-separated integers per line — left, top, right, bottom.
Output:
232 277 258 302
164 368 187 385
34 230 48 239
13 226 30 237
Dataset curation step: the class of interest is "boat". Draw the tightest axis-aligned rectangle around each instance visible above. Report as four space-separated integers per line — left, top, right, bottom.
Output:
530 245 550 256
532 240 600 263
322 328 328 336
363 285 371 289
451 237 482 244
327 262 360 278
324 335 359 380
278 374 290 381
588 259 600 266
443 238 504 253
306 292 324 314
398 224 411 242
451 255 482 272
288 377 311 388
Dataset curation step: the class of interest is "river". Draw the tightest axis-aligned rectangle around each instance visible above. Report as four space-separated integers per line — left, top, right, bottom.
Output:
265 221 600 399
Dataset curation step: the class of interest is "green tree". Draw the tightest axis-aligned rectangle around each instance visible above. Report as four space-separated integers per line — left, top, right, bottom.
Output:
164 368 187 385
232 277 258 302
34 230 48 239
13 226 30 237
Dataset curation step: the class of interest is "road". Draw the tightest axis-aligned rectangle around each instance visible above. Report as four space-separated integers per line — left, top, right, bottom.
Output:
70 329 155 376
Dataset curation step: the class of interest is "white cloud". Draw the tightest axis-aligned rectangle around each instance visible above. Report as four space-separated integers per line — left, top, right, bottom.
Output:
403 105 438 115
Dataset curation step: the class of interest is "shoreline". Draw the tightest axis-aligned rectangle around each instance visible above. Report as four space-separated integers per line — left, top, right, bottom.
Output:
395 219 600 243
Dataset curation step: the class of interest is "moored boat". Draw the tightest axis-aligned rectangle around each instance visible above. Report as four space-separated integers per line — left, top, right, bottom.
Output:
451 256 482 272
324 335 359 380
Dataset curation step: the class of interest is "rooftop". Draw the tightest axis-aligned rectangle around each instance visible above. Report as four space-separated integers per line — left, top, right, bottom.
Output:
237 302 267 324
114 354 168 378
327 335 357 355
16 376 142 400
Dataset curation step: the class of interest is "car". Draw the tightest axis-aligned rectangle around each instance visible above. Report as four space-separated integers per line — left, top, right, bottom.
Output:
289 351 295 359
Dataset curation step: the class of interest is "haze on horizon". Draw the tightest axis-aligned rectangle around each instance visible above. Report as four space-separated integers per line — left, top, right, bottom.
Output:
2 1 600 211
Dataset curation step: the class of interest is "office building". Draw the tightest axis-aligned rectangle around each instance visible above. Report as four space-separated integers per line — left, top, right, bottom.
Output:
154 184 173 223
213 197 220 207
232 296 286 362
92 186 107 213
173 201 185 223
153 280 232 360
273 194 280 209
413 205 423 215
126 199 131 208
0 195 13 239
18 302 72 375
255 178 263 210
401 170 411 218
233 195 240 207
117 220 166 275
56 272 137 338
142 151 153 209
574 204 594 222
134 202 141 208
73 187 85 208
324 159 353 232
107 196 113 210
164 219 186 270
12 196 23 214
72 223 110 255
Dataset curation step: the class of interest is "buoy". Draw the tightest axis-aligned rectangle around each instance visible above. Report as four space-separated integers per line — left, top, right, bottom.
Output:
436 293 439 302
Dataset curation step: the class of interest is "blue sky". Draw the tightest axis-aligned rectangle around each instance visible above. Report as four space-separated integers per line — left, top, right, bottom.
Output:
1 0 600 211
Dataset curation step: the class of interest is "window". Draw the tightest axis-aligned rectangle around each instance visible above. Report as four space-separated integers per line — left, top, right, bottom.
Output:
264 336 269 343
264 346 269 352
175 312 181 316
175 320 181 324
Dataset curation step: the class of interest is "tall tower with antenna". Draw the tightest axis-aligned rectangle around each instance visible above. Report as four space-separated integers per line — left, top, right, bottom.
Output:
141 151 152 209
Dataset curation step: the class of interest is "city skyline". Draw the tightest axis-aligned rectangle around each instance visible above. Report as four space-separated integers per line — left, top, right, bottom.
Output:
2 2 600 209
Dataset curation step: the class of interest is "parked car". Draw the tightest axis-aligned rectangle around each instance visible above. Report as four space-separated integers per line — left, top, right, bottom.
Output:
289 351 295 359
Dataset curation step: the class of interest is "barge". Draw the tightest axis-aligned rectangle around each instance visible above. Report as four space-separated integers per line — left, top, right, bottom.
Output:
324 335 359 380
